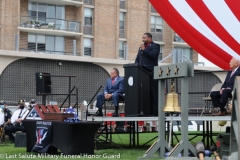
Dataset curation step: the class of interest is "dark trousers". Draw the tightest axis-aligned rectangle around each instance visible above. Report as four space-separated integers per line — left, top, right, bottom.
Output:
210 89 232 112
5 124 25 142
96 93 124 109
150 77 158 115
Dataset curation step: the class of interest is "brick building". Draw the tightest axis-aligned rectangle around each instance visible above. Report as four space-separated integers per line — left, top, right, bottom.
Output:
0 0 214 105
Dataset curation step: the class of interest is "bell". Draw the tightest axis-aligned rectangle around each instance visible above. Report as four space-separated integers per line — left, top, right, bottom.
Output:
163 80 181 113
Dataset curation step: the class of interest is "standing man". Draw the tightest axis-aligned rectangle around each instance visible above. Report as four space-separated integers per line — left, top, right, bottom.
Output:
94 68 124 117
211 57 240 116
0 100 12 126
135 33 160 116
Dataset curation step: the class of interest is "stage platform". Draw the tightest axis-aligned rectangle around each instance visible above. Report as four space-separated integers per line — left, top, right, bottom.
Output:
87 116 231 122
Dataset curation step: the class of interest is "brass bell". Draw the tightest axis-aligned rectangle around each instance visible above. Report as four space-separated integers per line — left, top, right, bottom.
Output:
163 80 181 113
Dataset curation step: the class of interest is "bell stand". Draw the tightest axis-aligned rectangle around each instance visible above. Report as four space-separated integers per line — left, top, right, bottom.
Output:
138 63 195 159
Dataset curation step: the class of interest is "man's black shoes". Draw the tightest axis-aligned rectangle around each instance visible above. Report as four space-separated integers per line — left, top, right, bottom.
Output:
94 110 103 117
112 113 119 117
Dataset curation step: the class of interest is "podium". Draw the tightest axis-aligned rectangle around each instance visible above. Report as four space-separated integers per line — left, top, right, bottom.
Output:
123 63 150 116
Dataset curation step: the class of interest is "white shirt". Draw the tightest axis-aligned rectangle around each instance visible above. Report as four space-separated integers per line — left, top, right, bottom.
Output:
11 108 29 124
0 108 4 126
232 67 239 73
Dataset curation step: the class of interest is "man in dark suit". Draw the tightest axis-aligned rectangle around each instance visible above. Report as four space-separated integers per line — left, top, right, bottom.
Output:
211 57 240 116
135 33 160 116
94 68 124 117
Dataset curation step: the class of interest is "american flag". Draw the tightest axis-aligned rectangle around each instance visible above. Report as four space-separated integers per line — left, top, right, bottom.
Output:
150 0 240 69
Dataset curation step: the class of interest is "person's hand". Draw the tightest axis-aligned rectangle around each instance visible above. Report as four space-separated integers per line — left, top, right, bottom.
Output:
105 94 112 100
140 43 145 51
15 118 22 123
220 88 224 95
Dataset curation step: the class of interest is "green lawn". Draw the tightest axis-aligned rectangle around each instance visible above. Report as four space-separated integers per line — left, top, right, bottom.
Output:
0 132 218 160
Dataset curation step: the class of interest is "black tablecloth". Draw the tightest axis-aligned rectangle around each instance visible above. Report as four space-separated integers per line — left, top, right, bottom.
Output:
23 120 101 155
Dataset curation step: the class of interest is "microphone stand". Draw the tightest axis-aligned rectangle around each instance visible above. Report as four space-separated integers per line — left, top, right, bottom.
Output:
85 85 103 121
139 49 144 117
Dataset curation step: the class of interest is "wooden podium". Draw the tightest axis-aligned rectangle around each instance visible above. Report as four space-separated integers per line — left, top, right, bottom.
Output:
123 63 151 116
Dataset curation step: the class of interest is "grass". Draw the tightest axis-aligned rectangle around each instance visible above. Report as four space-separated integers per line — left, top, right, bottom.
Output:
0 132 219 160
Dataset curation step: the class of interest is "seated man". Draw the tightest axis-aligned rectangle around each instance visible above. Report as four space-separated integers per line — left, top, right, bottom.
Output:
5 100 29 142
94 68 124 117
211 57 240 116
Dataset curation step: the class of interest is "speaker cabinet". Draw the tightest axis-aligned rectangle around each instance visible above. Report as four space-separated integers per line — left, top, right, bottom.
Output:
36 73 51 95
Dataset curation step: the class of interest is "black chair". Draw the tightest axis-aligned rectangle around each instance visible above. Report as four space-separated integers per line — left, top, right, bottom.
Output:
103 98 125 116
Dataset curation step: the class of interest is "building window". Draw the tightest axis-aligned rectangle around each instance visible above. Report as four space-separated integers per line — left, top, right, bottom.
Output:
27 34 64 54
119 41 126 59
84 0 93 5
151 6 157 13
119 12 125 38
120 0 125 9
151 16 163 33
84 8 93 35
150 16 163 41
84 38 92 56
182 48 192 61
28 2 65 20
174 48 192 62
28 2 65 29
174 33 185 43
158 45 163 61
28 2 46 19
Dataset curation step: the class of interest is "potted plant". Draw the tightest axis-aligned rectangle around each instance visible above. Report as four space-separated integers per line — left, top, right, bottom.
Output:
30 20 35 28
48 23 55 30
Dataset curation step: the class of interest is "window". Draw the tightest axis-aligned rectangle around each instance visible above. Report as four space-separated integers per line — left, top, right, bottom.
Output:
84 8 93 35
173 47 192 62
84 38 92 56
182 48 192 61
28 2 65 25
119 12 125 38
84 8 93 26
28 34 65 54
174 33 185 43
151 16 163 33
119 41 126 59
151 6 157 13
120 0 125 9
158 45 163 61
84 0 93 5
28 34 45 52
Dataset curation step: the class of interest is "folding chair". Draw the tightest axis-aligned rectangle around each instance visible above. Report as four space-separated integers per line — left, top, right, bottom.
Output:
0 124 7 145
103 98 125 116
201 83 232 116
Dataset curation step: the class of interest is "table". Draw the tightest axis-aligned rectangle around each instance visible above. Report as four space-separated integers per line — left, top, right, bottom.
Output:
23 120 101 155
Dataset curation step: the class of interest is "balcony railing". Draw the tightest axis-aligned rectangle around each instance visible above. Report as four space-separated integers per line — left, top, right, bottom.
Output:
120 1 126 9
174 34 185 43
19 48 80 56
20 16 81 33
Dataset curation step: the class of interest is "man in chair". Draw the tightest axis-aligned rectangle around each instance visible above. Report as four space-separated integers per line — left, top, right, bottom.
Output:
5 100 29 142
211 57 240 116
94 68 124 117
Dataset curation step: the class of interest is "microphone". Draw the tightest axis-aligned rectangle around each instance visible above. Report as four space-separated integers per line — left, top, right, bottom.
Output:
139 42 144 51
